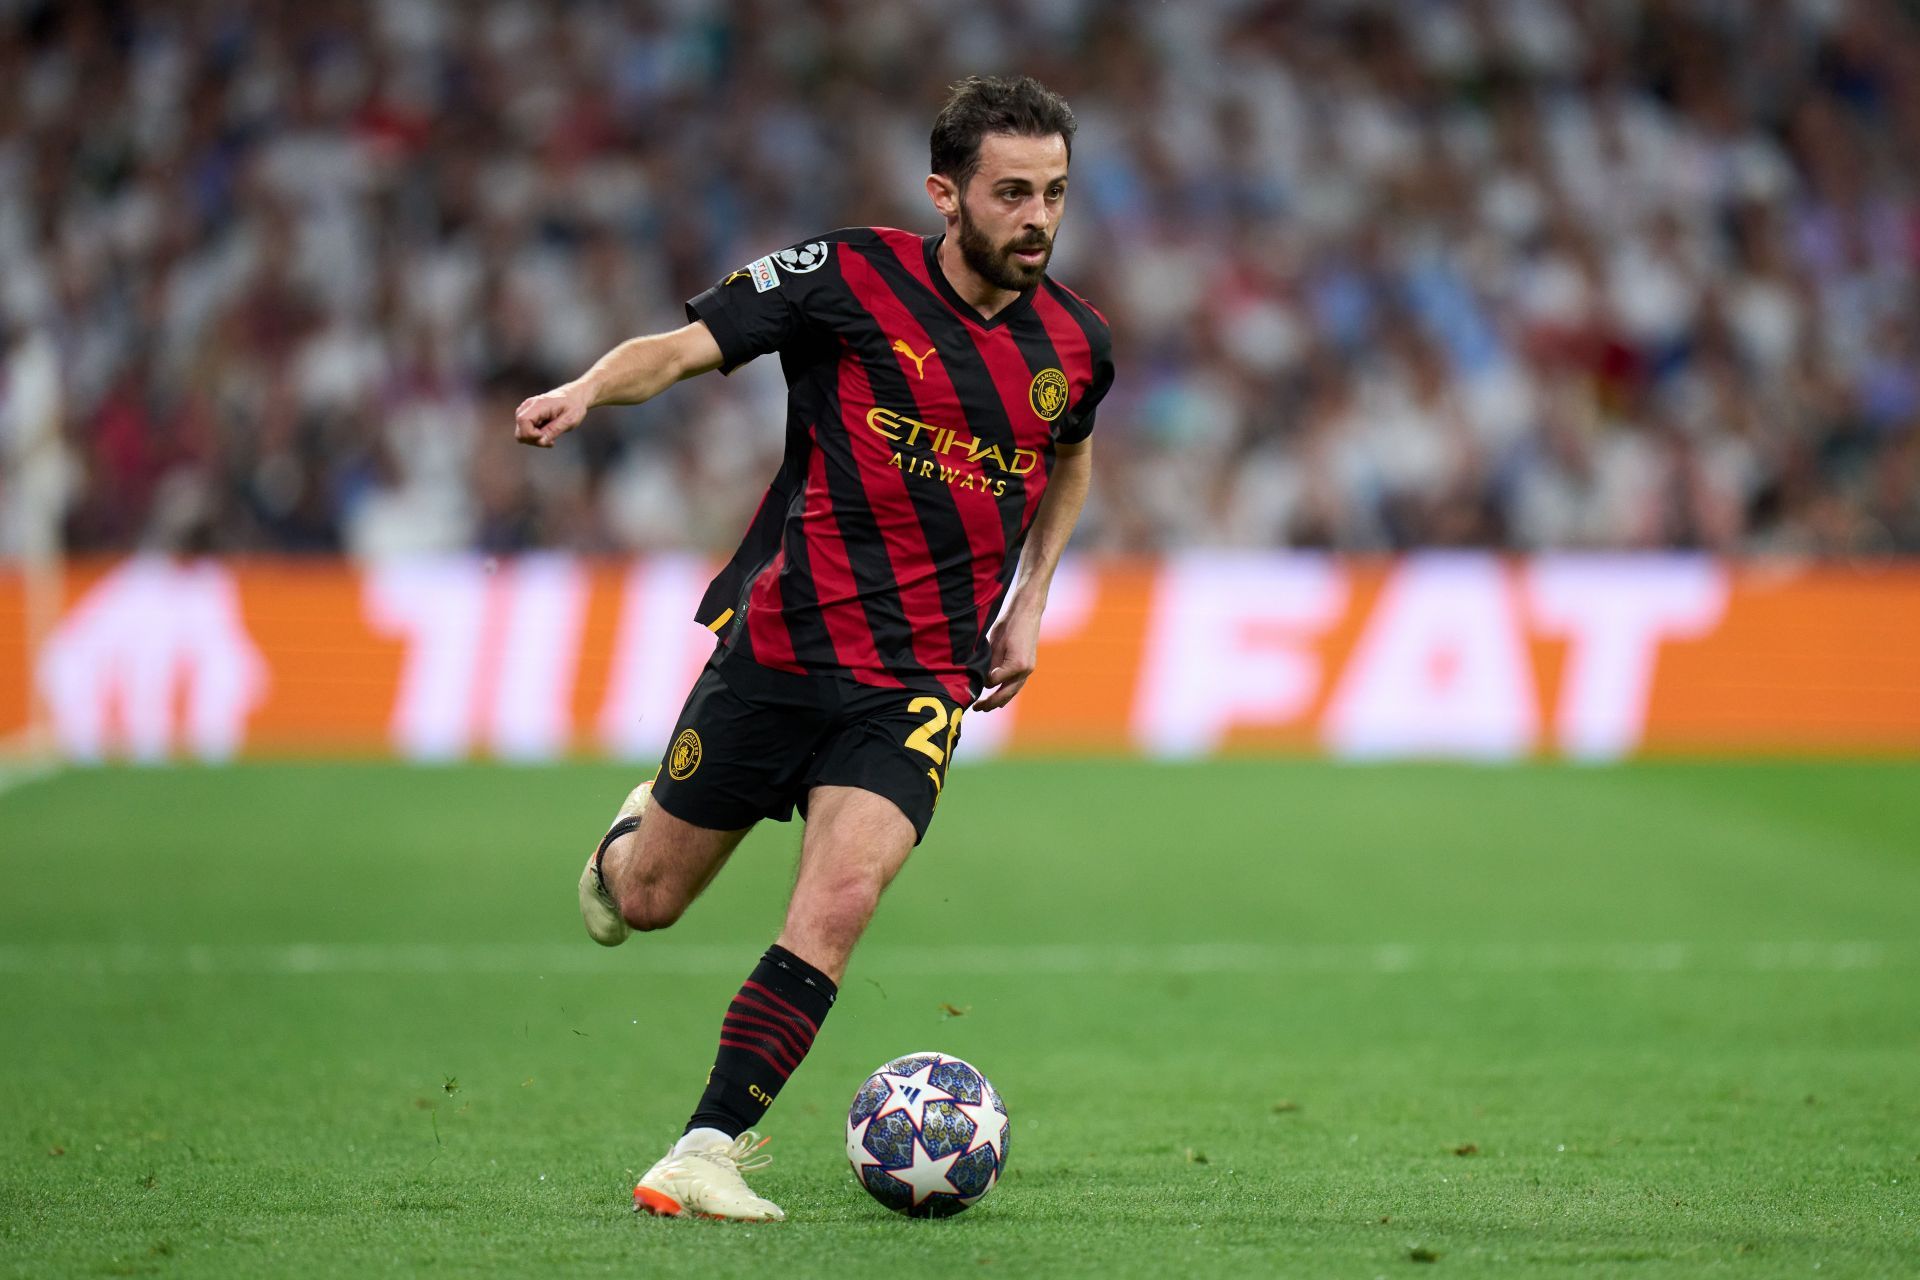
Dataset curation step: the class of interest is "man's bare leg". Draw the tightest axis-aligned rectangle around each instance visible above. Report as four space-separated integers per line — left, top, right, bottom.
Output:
683 784 916 1125
777 785 918 982
635 785 917 1221
600 793 752 932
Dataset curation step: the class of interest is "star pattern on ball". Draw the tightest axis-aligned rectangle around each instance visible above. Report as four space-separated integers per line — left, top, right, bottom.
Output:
871 1058 957 1128
847 1054 1008 1218
956 1097 1008 1160
957 1176 997 1210
884 1134 965 1208
845 1115 886 1173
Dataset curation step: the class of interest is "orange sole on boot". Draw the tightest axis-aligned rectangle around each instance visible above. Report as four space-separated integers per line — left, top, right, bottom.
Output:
634 1186 739 1221
634 1187 684 1216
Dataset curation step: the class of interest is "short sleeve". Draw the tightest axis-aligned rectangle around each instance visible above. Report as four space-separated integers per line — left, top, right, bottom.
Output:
684 238 838 375
1055 338 1114 447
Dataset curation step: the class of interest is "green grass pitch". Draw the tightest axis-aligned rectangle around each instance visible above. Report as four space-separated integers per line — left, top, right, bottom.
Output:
2 759 1916 1277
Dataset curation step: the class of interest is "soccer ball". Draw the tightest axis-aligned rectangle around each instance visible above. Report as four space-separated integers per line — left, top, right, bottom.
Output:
846 1052 1009 1217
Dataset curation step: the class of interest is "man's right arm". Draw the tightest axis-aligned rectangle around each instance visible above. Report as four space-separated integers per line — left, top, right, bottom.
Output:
513 321 725 449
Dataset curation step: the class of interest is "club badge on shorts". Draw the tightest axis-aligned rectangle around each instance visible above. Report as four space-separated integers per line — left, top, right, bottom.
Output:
669 729 703 780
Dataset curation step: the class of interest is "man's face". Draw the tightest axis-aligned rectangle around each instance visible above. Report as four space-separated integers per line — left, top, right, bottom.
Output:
951 132 1070 292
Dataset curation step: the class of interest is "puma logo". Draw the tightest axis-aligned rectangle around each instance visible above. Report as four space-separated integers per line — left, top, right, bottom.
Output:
891 338 937 379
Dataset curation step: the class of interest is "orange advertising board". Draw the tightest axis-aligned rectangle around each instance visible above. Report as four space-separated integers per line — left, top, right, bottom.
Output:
2 555 1917 762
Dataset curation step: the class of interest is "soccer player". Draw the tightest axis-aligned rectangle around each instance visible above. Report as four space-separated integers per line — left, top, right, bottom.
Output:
513 75 1112 1222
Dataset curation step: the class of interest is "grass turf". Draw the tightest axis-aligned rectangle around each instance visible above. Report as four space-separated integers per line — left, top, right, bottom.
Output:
1 759 1916 1277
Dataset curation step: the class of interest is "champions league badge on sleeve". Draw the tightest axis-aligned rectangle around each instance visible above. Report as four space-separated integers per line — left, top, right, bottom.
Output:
736 242 826 292
773 242 830 274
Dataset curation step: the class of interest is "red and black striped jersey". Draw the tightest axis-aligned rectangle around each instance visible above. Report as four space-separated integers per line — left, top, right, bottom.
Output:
684 226 1114 703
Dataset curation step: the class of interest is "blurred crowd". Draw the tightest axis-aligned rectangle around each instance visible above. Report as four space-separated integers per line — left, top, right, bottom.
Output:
3 0 1919 559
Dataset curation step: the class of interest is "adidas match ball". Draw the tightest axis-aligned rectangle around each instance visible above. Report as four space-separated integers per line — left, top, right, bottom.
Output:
846 1052 1009 1217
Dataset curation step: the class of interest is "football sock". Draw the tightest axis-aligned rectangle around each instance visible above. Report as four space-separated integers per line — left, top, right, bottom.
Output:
685 943 837 1137
672 1126 733 1157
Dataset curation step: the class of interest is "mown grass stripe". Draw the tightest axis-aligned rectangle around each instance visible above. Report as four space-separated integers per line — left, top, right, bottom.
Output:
0 939 1899 976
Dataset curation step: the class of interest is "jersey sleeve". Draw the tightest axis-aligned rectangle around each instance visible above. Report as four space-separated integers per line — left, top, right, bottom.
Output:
684 238 839 375
1055 331 1115 447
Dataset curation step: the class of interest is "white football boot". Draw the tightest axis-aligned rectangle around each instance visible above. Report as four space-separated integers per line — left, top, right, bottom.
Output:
578 781 652 947
634 1131 785 1222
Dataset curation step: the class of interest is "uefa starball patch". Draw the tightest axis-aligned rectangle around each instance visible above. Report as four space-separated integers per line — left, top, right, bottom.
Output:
774 241 830 273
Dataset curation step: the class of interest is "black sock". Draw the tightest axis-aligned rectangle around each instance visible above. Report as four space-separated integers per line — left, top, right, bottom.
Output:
686 944 837 1137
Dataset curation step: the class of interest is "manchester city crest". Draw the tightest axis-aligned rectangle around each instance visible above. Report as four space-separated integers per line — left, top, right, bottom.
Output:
668 729 703 780
1028 368 1069 422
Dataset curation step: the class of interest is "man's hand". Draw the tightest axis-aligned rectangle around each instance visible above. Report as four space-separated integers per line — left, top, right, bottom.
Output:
974 607 1043 711
515 382 593 448
516 324 723 448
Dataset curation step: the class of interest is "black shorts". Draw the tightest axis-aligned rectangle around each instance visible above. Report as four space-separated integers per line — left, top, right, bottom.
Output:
648 647 969 844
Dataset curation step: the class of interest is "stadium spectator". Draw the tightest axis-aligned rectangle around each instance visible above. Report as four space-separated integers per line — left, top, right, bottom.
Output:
2 0 1917 559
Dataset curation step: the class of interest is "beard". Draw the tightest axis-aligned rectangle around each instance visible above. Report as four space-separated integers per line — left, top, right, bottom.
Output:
957 200 1052 292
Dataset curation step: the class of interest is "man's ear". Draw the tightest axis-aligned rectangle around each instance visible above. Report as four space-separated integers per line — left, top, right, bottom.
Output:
925 173 960 220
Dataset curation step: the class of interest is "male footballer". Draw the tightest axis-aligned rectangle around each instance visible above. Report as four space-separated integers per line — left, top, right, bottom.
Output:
513 75 1113 1222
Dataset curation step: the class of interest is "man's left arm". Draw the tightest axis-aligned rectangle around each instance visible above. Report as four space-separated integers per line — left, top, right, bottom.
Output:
974 440 1093 712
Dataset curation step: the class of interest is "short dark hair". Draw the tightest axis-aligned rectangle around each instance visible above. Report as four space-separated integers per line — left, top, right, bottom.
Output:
930 75 1076 187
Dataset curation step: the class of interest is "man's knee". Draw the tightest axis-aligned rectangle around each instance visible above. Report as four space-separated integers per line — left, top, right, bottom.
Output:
792 868 886 942
617 881 687 933
608 814 735 933
823 876 884 928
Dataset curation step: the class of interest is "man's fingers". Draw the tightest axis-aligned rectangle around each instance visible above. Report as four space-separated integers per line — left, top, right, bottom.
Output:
978 653 1035 707
973 674 1029 712
514 402 551 440
986 661 1032 686
515 398 576 448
